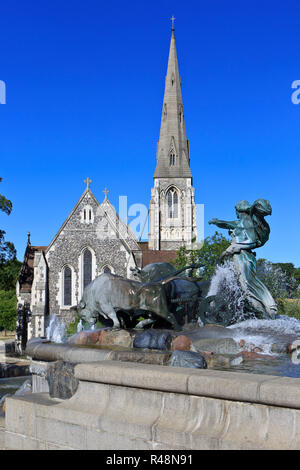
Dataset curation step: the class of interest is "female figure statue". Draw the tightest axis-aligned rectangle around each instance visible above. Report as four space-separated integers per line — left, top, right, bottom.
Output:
208 199 277 321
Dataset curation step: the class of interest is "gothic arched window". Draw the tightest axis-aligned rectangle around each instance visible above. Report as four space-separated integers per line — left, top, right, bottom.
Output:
83 249 92 288
103 266 112 274
167 188 178 218
63 266 72 306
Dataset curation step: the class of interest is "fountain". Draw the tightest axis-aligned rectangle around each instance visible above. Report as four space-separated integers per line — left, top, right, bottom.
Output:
29 199 300 378
4 199 300 450
46 314 66 344
76 319 83 333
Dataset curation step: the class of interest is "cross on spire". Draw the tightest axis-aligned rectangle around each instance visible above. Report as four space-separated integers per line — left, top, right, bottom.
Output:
84 177 92 190
171 15 175 30
103 188 109 200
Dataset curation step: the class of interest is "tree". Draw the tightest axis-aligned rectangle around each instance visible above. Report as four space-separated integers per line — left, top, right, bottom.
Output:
0 230 17 264
0 178 18 334
272 263 299 282
0 177 12 215
0 177 16 264
272 262 300 289
0 290 17 334
173 232 230 280
0 258 22 290
256 259 300 301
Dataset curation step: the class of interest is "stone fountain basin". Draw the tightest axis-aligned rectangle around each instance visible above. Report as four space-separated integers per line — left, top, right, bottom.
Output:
26 318 300 402
29 320 300 365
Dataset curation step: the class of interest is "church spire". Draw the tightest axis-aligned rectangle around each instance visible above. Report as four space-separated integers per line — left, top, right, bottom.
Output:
154 25 192 179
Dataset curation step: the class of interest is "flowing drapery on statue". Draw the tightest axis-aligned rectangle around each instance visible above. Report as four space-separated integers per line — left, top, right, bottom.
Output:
208 199 277 322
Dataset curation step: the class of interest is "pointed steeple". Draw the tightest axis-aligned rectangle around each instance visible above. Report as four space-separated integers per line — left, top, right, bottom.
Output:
154 27 192 179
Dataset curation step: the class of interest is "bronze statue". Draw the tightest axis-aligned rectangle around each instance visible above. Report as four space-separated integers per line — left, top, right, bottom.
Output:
76 263 207 330
76 271 180 329
207 199 277 323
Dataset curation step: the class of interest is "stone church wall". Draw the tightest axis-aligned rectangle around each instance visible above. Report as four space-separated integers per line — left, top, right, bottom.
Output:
149 177 197 251
44 191 138 325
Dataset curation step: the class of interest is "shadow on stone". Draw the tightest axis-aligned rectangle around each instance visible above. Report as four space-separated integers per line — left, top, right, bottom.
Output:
46 361 79 399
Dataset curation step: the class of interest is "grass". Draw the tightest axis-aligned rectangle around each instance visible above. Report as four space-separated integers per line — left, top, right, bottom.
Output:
0 331 15 340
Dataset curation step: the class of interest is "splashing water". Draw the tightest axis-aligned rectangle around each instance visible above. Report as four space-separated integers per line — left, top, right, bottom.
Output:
46 314 66 343
77 319 83 333
203 261 300 357
207 260 248 323
228 315 300 354
46 314 57 340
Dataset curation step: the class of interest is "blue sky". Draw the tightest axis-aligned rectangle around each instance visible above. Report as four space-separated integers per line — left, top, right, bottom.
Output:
0 0 300 266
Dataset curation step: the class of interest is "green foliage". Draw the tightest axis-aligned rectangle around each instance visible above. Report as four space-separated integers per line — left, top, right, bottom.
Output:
173 232 230 280
0 258 22 290
277 299 300 320
0 178 17 265
0 290 17 332
65 316 79 336
0 231 17 265
256 259 300 301
0 177 12 216
0 179 18 333
272 262 300 288
66 316 103 336
272 263 296 279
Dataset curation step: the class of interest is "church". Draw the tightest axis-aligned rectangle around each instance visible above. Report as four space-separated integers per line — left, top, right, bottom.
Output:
16 25 198 339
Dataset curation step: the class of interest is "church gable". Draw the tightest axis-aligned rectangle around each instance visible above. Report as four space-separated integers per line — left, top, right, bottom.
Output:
46 188 99 252
46 186 140 254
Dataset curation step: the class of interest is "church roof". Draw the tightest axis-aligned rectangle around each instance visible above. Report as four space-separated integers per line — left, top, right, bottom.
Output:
138 242 177 267
18 244 47 293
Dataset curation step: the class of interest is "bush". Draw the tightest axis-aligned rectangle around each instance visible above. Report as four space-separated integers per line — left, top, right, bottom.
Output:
280 299 300 320
257 259 300 301
0 289 17 333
